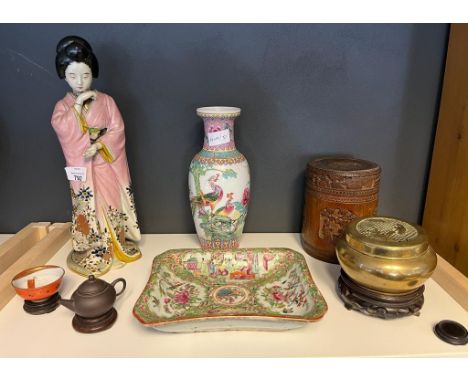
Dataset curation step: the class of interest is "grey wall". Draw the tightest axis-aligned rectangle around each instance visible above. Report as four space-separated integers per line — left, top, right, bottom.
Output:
0 24 448 233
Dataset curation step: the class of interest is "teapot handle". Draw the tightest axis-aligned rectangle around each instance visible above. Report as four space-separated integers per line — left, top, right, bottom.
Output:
111 278 126 297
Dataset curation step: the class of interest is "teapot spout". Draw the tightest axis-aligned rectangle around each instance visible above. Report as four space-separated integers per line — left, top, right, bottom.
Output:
59 297 76 313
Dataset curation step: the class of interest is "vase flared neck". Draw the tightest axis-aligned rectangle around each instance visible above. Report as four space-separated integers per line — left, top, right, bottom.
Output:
201 116 238 152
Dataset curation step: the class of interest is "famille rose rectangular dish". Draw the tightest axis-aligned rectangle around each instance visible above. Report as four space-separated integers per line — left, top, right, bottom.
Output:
132 248 327 332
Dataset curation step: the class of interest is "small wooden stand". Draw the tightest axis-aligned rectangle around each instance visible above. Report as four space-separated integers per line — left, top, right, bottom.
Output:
23 292 61 315
72 308 118 334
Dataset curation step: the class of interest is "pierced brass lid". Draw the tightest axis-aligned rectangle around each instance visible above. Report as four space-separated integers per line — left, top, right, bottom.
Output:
345 216 429 259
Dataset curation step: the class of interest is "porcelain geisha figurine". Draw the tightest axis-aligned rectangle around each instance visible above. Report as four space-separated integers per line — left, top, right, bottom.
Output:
51 36 141 277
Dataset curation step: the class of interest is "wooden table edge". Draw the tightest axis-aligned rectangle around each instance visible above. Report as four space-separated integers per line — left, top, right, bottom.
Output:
431 254 468 311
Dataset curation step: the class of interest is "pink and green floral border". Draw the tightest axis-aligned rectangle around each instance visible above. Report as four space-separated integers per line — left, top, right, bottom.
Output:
133 248 328 328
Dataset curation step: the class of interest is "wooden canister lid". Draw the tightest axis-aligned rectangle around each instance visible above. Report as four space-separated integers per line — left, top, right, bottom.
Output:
307 157 381 178
306 157 381 199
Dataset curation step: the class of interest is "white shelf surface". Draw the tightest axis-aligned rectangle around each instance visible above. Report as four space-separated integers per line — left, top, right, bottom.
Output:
0 233 467 357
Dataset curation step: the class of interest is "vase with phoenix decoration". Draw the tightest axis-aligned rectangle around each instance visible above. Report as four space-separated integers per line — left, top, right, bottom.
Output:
189 106 250 250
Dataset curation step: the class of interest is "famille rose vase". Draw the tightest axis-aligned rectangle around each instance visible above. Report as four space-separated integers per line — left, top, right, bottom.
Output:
189 107 250 250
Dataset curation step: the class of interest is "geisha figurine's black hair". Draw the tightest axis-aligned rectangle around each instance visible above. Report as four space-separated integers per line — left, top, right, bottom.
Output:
55 35 99 79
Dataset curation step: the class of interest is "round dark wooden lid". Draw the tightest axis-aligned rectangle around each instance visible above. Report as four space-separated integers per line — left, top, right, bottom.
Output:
307 157 381 175
434 320 468 345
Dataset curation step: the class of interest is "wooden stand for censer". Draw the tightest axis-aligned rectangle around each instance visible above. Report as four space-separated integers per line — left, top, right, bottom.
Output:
335 216 437 319
337 271 425 319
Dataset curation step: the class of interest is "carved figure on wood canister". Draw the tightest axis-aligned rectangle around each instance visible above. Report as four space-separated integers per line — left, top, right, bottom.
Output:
51 35 141 277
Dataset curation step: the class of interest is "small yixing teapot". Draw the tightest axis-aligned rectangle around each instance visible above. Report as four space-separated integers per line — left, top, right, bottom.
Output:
60 275 126 333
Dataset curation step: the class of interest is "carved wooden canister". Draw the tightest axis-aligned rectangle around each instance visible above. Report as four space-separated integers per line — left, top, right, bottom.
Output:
301 157 381 263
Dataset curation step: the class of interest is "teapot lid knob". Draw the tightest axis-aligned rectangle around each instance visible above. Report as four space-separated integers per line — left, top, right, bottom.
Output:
77 274 108 296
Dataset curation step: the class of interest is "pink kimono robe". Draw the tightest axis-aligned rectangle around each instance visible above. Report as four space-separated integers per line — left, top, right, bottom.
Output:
51 91 141 274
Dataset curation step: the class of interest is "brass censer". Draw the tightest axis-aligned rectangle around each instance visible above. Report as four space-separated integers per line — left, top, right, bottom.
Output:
336 216 437 319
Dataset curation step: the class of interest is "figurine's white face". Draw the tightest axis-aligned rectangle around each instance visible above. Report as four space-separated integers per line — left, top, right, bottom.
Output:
64 62 93 94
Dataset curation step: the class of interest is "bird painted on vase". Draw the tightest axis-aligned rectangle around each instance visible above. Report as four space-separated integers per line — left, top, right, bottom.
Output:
191 174 224 213
215 192 240 219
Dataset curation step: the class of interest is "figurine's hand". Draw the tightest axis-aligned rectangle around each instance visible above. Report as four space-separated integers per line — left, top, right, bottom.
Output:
75 90 97 106
83 142 102 159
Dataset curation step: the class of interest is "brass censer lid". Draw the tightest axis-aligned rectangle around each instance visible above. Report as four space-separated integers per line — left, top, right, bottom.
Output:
345 216 429 258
